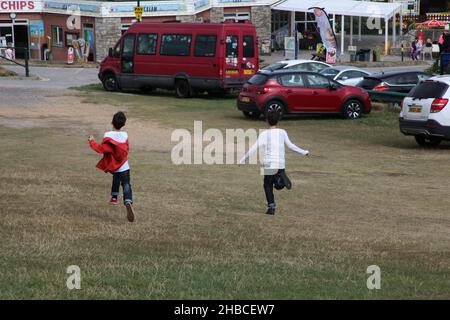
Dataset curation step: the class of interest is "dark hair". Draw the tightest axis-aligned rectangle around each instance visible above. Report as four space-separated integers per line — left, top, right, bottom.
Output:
112 111 126 130
266 109 280 126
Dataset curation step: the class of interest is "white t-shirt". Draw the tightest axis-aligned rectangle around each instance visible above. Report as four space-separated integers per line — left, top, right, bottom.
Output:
239 128 309 169
104 131 129 173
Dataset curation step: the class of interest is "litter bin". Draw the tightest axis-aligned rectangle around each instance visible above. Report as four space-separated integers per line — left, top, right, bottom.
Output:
361 49 371 61
348 47 357 62
356 49 371 61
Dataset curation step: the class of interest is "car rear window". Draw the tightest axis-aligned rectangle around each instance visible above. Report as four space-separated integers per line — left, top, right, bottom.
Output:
262 63 287 71
248 74 269 85
320 68 339 79
357 77 381 89
407 81 449 99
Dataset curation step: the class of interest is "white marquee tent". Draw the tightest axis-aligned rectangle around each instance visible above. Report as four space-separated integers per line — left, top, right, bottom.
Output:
272 0 404 55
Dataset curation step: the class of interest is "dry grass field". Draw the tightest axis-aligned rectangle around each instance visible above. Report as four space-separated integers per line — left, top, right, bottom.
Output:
0 85 449 299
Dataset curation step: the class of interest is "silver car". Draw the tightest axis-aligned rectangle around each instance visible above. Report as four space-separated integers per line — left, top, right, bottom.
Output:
320 66 370 86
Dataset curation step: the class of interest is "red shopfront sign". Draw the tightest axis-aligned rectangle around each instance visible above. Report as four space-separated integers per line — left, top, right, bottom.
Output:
0 0 42 12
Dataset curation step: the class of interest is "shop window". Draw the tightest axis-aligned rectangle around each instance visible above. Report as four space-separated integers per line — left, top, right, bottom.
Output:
223 12 250 22
52 26 64 46
65 32 78 47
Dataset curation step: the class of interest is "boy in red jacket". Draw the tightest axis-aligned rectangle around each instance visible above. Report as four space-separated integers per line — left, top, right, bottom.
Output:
89 111 134 222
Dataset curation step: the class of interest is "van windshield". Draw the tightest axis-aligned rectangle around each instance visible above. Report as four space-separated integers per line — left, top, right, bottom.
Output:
407 81 449 99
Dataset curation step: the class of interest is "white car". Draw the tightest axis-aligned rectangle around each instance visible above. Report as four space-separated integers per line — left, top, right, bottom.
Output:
262 60 331 73
399 75 450 147
320 66 371 86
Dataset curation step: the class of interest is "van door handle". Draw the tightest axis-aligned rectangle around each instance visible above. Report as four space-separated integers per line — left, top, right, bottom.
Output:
212 64 217 67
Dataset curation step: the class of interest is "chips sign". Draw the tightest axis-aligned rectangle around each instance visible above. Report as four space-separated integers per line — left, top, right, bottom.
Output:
134 6 143 20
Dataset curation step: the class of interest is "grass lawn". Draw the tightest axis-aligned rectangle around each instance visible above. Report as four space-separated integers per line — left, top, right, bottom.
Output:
0 84 449 299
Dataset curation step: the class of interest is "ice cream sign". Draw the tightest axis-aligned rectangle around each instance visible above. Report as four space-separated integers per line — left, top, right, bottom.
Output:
0 0 42 12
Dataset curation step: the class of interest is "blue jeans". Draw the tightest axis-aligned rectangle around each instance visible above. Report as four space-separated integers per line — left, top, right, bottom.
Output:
111 170 132 204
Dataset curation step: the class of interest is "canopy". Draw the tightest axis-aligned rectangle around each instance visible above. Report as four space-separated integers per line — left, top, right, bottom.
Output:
272 0 402 19
415 19 447 29
272 0 404 55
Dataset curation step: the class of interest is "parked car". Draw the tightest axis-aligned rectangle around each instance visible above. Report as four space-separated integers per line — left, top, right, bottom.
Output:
98 21 259 98
261 60 331 72
320 66 370 86
357 71 431 94
237 70 371 119
399 76 450 147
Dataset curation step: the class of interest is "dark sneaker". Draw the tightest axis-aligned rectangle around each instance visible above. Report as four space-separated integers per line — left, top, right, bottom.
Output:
125 202 135 222
109 197 119 205
265 207 275 215
279 171 292 190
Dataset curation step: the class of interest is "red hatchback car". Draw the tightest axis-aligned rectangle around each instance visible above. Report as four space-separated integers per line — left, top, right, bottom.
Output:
237 70 371 119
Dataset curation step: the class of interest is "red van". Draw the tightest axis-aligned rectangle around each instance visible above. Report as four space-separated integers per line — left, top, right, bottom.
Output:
98 21 259 98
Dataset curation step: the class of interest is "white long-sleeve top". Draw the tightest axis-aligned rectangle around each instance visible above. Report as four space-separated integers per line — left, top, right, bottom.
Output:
239 128 309 169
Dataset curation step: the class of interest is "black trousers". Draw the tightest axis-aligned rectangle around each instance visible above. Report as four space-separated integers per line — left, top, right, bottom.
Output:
263 169 285 208
111 169 132 204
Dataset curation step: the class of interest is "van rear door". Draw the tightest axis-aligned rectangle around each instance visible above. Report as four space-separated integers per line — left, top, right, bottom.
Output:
224 30 241 83
241 33 258 79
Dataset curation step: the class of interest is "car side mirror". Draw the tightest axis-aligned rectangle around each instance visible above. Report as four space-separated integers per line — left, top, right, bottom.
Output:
329 84 338 91
108 47 113 58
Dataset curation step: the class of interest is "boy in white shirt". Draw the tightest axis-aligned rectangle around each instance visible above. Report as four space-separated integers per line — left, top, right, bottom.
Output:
240 109 309 215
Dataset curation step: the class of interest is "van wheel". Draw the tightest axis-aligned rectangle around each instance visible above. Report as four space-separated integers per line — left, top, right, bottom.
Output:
243 111 261 119
342 99 363 119
175 80 192 98
264 100 286 119
414 135 442 148
102 73 119 92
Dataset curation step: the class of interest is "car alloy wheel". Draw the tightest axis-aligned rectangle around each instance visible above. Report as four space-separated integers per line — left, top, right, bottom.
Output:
344 100 363 119
265 101 285 119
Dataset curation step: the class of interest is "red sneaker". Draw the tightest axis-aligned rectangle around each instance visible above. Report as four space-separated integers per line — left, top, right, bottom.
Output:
109 198 119 205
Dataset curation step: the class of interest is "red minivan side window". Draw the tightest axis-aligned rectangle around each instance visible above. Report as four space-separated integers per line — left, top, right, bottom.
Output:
194 35 217 57
137 33 158 55
160 34 192 56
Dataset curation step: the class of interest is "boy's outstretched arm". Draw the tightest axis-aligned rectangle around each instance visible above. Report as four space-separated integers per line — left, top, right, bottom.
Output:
283 131 309 156
89 135 113 154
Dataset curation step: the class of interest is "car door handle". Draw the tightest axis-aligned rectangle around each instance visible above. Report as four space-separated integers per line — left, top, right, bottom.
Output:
286 89 293 94
312 91 319 95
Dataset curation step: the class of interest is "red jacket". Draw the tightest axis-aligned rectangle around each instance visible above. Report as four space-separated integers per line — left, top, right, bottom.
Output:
89 137 129 173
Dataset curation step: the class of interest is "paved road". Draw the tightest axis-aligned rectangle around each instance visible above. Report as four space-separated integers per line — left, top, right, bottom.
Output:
0 65 100 89
0 61 430 107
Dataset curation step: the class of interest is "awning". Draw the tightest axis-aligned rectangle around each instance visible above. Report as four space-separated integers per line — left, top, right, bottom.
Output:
272 0 402 19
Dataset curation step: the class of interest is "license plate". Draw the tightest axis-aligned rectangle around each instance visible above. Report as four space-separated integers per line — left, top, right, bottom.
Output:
409 105 422 113
241 97 251 103
243 69 254 75
226 69 239 75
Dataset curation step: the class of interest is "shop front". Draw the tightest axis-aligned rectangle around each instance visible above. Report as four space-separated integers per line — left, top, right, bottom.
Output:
0 0 43 59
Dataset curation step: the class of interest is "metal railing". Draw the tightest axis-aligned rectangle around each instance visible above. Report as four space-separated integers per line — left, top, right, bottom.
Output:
0 46 29 77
